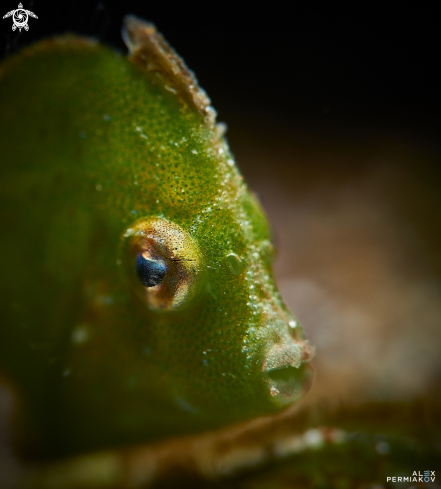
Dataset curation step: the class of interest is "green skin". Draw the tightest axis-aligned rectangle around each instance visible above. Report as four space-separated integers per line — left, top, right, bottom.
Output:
0 18 313 459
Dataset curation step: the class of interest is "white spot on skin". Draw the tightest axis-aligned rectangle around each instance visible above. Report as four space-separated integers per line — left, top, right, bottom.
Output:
97 295 114 306
72 326 89 345
164 85 177 94
216 122 227 138
289 320 297 329
175 396 199 414
270 386 279 396
95 184 102 191
375 441 389 454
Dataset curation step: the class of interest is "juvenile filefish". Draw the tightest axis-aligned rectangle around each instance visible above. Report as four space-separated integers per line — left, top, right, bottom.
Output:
0 16 314 465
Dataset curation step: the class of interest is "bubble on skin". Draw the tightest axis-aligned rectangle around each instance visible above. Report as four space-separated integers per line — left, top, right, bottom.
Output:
226 253 243 274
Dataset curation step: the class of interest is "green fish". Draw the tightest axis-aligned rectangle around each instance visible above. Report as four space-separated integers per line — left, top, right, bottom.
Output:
0 16 314 461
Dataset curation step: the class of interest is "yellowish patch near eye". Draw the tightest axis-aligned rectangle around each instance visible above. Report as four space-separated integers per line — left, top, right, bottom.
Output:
124 218 207 311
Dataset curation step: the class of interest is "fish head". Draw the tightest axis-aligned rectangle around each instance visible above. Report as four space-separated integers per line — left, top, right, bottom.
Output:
0 16 314 455
119 170 314 427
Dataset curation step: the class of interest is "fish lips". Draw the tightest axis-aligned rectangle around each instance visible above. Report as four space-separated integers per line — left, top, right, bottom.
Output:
262 340 315 406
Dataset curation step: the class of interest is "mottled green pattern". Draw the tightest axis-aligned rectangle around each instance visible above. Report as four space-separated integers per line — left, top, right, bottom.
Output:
0 26 311 458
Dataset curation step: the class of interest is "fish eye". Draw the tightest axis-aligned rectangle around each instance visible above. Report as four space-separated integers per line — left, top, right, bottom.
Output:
136 253 167 287
124 218 207 311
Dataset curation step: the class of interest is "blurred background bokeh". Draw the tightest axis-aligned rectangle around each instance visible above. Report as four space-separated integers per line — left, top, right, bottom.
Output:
1 1 440 486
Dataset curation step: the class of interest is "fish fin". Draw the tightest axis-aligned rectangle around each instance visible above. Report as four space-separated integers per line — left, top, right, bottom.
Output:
122 15 216 129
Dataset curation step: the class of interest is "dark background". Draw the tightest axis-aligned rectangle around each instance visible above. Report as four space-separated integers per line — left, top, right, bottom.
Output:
1 1 440 143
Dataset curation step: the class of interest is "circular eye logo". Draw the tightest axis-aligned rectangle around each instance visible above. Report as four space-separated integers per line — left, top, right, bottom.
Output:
3 3 38 32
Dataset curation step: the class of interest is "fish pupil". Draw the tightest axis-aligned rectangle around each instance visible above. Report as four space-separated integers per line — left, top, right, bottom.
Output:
136 253 167 287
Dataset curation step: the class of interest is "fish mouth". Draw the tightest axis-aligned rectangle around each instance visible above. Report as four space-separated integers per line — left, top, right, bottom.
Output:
263 341 314 405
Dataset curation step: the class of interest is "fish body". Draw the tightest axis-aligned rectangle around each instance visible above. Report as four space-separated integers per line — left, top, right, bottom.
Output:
0 17 313 458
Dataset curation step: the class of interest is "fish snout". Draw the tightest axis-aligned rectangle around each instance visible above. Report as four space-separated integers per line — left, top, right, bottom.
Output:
262 338 314 406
